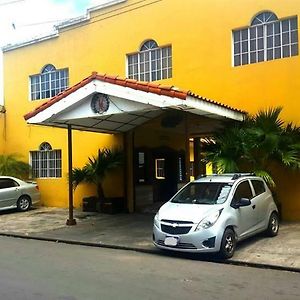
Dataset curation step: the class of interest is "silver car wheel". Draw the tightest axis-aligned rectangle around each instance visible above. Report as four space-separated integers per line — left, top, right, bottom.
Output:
225 235 234 253
17 196 31 211
219 228 236 259
266 212 279 237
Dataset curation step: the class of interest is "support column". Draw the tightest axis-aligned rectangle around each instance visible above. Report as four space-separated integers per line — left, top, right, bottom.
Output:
66 124 76 226
185 114 190 182
124 131 135 213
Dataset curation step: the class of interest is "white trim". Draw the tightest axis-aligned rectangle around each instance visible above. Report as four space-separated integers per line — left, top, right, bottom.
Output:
185 96 245 121
26 79 245 127
2 33 59 52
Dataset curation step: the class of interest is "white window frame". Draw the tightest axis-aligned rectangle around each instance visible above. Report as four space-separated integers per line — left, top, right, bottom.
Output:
127 40 172 81
233 12 298 66
30 142 62 178
30 64 69 100
155 158 165 179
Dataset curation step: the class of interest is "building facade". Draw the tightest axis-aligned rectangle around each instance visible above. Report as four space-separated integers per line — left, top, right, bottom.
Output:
1 0 300 220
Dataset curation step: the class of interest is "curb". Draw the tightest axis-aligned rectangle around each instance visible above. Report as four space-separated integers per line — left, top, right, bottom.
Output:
1 232 300 274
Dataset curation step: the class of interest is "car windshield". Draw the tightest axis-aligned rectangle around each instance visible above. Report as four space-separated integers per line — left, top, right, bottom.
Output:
171 182 232 205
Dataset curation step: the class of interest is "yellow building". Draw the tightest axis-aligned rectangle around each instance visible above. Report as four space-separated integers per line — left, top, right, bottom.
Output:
1 0 300 220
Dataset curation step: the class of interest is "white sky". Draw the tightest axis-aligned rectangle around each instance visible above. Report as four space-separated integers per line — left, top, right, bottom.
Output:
0 0 110 46
0 0 110 104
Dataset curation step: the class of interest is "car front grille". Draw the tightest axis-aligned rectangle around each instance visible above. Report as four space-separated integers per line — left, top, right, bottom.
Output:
157 239 197 250
161 225 192 235
160 219 193 235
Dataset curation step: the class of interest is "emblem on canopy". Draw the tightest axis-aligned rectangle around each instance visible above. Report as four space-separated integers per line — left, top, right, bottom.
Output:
91 93 110 114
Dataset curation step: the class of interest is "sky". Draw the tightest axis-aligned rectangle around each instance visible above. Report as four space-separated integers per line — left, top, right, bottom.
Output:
0 0 110 46
0 0 110 104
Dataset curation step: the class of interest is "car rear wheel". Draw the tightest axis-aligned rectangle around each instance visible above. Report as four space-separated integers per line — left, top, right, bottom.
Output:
266 212 279 237
17 196 31 212
219 228 236 259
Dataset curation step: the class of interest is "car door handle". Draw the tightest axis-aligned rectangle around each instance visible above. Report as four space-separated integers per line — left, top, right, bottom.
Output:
252 205 256 209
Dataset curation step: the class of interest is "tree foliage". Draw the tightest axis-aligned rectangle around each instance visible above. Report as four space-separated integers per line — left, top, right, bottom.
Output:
0 154 31 179
202 107 300 187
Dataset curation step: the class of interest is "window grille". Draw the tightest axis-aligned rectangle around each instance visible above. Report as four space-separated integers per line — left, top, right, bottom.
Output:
233 12 298 66
30 142 62 178
30 64 69 100
127 40 172 81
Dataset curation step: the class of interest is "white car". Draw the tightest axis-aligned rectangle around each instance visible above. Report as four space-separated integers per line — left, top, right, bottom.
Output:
153 174 279 258
0 176 40 212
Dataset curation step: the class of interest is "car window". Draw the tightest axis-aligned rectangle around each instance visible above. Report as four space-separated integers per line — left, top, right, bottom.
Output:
232 181 253 205
0 179 18 189
251 180 266 196
171 182 232 205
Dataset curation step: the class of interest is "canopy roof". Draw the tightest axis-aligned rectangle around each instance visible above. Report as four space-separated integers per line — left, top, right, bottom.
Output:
24 72 246 133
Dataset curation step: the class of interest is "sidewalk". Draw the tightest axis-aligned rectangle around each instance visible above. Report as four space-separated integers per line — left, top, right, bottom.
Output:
0 207 299 272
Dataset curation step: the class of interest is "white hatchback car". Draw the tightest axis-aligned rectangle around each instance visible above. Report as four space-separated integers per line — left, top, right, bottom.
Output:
0 176 40 212
153 174 279 258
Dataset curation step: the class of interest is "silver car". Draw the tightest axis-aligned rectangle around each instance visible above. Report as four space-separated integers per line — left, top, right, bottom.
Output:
0 176 40 212
153 174 279 258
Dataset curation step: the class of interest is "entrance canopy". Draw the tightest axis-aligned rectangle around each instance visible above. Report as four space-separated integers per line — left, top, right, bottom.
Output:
24 72 246 132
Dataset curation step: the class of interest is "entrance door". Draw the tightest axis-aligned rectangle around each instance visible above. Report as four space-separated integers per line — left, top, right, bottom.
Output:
152 148 182 203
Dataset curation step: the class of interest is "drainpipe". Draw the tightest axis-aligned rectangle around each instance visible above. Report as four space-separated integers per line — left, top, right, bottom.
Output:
66 124 76 225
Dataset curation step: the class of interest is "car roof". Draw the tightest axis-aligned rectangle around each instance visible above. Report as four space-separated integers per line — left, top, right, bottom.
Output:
193 173 261 184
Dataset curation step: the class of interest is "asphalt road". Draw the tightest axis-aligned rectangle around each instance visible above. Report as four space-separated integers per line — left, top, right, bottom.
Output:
0 236 299 300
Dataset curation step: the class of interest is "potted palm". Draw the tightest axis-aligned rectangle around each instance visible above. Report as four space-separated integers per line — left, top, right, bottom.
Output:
72 148 124 213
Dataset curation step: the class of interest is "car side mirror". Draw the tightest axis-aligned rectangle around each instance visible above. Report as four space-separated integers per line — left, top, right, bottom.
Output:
238 197 251 207
232 197 251 209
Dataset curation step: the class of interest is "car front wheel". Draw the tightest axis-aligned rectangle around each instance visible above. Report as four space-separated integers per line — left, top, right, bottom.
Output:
17 196 31 212
266 212 279 237
219 228 236 259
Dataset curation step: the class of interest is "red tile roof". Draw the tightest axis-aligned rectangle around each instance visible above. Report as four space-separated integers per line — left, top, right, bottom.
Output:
24 72 246 120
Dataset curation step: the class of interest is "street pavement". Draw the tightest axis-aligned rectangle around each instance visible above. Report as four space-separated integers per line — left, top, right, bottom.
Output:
1 236 300 300
0 207 299 271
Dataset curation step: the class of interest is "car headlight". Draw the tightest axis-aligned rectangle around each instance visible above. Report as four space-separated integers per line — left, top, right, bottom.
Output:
154 213 160 229
195 209 223 230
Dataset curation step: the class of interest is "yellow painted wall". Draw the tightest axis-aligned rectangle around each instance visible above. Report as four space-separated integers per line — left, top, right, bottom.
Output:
2 0 300 219
0 112 5 153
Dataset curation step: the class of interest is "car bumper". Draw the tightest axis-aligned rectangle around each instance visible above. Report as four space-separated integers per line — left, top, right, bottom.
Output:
153 224 223 253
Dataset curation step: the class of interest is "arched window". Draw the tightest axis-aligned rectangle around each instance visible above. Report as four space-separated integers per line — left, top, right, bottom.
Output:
39 142 52 151
251 11 278 26
30 142 62 178
127 39 172 81
233 11 298 66
41 64 56 73
30 64 69 100
140 40 158 51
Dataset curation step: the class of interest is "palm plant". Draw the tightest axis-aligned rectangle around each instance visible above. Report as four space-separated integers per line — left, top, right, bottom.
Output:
0 154 30 179
202 107 300 187
72 148 124 206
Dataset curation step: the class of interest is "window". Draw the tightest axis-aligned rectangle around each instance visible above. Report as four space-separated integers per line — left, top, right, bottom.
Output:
30 64 69 100
171 182 232 205
232 181 253 205
233 12 298 66
251 180 266 196
0 178 19 189
127 40 172 81
155 158 165 179
30 142 62 178
137 151 146 183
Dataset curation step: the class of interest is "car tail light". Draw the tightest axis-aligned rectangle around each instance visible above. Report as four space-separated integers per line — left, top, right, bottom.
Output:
35 185 39 191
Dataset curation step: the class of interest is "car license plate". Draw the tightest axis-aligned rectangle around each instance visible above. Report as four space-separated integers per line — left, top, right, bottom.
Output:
164 236 178 246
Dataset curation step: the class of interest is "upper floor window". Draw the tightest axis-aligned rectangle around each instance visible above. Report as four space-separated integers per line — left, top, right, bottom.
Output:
30 64 69 100
30 142 62 178
233 12 298 66
127 40 172 81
